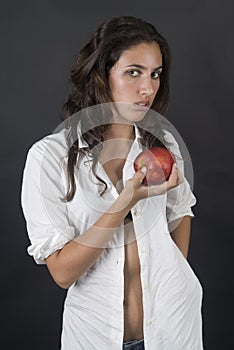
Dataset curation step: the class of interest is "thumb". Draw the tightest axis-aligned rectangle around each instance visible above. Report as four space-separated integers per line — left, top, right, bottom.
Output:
134 166 147 182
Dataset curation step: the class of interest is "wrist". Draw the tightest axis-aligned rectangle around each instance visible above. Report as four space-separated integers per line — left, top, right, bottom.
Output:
118 186 137 211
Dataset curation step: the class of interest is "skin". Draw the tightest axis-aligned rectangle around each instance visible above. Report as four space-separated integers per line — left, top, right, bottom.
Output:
108 42 162 124
45 42 190 341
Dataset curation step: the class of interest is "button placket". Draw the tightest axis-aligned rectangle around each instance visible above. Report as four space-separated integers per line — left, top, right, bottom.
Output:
132 201 143 218
133 209 142 217
140 244 150 292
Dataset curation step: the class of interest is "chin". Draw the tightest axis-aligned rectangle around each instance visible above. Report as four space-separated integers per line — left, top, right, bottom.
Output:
111 102 148 123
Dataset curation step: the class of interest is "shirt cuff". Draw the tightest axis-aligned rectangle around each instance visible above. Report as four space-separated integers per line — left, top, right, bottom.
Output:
27 226 75 264
167 207 195 224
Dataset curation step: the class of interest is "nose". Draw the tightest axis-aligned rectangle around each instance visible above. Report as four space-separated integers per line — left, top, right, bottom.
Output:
139 76 155 97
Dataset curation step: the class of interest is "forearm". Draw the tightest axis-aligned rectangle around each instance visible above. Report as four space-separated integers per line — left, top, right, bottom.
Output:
169 216 191 259
46 188 135 289
45 166 180 289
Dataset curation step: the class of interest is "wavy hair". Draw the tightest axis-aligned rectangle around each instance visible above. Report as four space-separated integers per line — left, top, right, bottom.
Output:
61 16 172 201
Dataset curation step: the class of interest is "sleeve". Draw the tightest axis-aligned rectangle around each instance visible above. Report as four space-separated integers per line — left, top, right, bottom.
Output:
21 137 75 264
163 130 197 224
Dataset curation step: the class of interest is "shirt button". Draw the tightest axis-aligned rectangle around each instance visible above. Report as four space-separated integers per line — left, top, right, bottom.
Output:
142 248 147 254
144 284 149 290
133 210 142 217
146 320 152 326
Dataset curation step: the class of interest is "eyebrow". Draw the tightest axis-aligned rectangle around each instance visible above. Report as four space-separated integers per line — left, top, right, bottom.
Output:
125 64 163 70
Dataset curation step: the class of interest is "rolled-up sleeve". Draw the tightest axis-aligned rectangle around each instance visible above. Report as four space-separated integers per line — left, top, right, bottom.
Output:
163 130 197 224
21 137 75 264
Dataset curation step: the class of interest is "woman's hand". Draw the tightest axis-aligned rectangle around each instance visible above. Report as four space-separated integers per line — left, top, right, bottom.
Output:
122 163 183 206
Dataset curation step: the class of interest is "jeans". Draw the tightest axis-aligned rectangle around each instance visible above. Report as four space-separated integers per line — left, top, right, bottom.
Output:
122 338 144 349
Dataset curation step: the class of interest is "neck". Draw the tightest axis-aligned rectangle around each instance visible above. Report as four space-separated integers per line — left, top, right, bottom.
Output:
99 123 135 164
103 123 135 142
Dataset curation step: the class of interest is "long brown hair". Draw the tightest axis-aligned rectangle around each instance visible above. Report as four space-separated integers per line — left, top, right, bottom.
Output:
61 16 172 201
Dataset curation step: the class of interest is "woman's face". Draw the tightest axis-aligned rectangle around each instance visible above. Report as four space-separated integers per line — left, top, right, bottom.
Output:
108 42 163 122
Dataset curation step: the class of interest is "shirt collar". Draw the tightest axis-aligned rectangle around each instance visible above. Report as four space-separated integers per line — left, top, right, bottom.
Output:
77 122 142 149
77 120 89 148
133 123 142 143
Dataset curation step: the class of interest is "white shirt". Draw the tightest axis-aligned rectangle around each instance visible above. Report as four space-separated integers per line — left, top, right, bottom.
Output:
21 123 204 350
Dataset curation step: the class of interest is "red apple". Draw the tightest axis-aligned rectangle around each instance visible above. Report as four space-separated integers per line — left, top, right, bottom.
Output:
134 147 175 185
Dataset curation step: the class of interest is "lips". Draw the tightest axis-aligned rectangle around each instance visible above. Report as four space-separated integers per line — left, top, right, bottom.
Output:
135 100 149 107
134 100 150 110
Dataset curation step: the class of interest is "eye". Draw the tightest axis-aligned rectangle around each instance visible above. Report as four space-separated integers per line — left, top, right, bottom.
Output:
151 70 162 79
127 69 141 77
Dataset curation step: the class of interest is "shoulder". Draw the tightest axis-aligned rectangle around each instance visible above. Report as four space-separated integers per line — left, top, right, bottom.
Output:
162 129 181 155
26 128 71 165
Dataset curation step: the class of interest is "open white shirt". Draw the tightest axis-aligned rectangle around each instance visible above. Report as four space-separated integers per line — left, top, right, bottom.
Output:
21 123 204 349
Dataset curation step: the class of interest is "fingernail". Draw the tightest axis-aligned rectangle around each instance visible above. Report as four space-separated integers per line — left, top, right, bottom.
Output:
141 166 147 174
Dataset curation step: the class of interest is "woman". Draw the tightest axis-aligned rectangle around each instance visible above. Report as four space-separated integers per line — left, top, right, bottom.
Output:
21 16 204 349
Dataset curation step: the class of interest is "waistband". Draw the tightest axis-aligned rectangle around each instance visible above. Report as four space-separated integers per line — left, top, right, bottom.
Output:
123 338 144 348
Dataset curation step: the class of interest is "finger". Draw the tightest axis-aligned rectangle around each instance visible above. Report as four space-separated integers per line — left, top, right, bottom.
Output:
147 182 168 196
137 178 172 198
165 163 178 190
176 167 184 185
141 166 147 175
132 166 147 184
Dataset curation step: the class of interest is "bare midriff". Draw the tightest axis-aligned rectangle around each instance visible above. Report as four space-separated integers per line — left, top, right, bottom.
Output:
99 150 144 341
123 217 144 341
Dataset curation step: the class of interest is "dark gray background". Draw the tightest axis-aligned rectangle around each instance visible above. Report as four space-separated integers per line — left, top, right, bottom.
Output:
1 0 233 349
